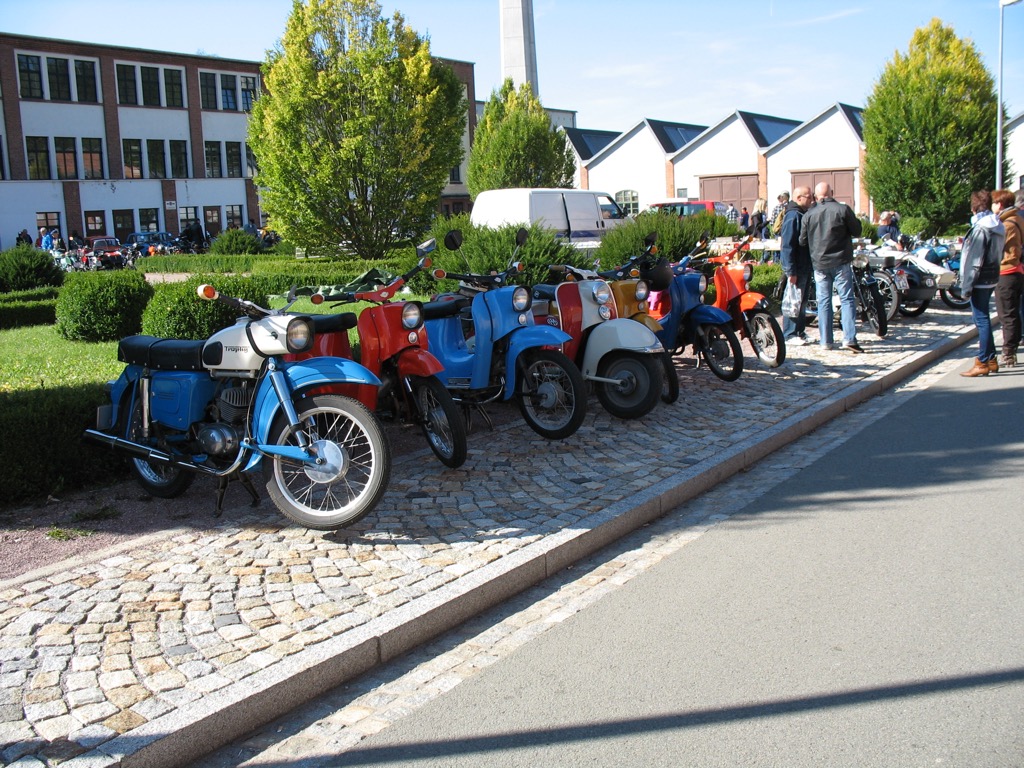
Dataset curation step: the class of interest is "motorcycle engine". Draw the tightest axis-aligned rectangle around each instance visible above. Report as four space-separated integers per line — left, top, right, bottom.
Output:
198 423 243 456
198 385 253 456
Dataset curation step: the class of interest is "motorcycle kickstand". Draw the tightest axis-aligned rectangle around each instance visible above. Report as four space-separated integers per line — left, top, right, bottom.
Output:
462 402 494 432
212 472 262 517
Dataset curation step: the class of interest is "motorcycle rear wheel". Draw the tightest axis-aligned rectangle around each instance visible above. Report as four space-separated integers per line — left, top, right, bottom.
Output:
412 376 467 469
746 311 785 367
865 283 888 337
941 278 971 309
696 323 744 382
516 349 587 439
661 350 680 404
263 395 391 530
898 298 930 317
595 352 661 419
123 397 194 498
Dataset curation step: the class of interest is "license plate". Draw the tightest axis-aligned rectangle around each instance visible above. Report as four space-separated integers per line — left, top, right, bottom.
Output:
894 273 910 291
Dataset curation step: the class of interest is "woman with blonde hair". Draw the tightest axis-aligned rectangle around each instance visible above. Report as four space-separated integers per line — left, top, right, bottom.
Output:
748 197 768 239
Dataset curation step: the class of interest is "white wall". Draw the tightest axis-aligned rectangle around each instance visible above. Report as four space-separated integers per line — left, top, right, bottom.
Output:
585 125 668 210
1006 117 1024 190
673 117 756 196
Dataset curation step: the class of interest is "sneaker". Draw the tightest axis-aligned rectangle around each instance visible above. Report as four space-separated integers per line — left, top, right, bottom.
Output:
843 342 865 354
787 335 808 347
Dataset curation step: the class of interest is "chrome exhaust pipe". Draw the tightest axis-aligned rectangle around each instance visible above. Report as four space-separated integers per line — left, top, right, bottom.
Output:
83 429 237 478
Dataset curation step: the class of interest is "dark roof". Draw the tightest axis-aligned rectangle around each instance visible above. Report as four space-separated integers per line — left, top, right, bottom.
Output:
647 119 708 153
838 103 865 140
563 127 620 161
736 111 802 147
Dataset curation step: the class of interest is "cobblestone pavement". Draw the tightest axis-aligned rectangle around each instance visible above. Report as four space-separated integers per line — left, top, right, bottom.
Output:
0 309 976 767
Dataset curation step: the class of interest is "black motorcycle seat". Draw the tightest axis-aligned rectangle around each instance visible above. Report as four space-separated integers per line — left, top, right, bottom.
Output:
422 296 471 320
118 336 207 371
532 284 557 301
309 313 357 334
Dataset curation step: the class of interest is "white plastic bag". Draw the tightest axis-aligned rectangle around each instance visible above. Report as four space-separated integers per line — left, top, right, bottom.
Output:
781 281 802 318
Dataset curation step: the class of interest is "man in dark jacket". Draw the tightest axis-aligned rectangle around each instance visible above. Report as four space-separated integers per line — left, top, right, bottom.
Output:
798 182 863 352
780 186 813 344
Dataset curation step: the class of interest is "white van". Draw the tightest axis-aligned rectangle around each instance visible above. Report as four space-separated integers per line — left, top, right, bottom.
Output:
469 188 628 248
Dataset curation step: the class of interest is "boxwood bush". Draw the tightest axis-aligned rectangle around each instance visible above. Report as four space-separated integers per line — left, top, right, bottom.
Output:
209 228 264 255
0 244 64 293
55 270 153 342
595 211 743 267
141 274 285 339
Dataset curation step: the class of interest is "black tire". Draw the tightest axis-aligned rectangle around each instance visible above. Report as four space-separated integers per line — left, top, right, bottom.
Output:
873 271 900 321
412 376 467 469
746 311 786 367
595 353 662 419
515 349 587 439
661 350 680 404
865 283 888 337
898 298 930 317
263 394 391 530
941 276 971 309
123 394 194 499
696 323 744 381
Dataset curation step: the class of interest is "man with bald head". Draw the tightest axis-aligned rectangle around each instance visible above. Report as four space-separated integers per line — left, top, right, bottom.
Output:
799 182 863 352
779 186 813 344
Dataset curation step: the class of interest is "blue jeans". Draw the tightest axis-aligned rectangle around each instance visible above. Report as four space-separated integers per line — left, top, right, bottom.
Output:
782 272 813 340
970 285 996 362
814 264 857 347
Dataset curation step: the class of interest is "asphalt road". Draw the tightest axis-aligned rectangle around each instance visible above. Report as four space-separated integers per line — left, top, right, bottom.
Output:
323 359 1024 767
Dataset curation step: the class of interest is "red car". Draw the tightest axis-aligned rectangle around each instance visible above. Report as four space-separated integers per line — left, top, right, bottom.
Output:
84 236 126 270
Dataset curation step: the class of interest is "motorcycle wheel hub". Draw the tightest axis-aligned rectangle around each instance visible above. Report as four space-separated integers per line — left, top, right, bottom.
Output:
533 381 563 409
303 440 348 484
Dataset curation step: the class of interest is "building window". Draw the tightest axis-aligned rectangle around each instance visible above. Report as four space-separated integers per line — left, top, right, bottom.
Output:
55 137 78 180
221 74 237 111
245 144 257 178
200 72 217 109
139 208 159 232
165 69 184 108
26 136 50 180
170 140 188 178
82 138 104 179
179 206 198 231
450 165 461 183
75 60 98 102
117 64 137 105
123 139 143 178
205 142 222 178
225 142 242 178
675 188 688 198
36 212 61 234
147 140 166 179
226 204 243 229
141 67 161 107
18 55 43 99
241 76 257 111
47 58 72 101
85 211 106 236
615 189 639 216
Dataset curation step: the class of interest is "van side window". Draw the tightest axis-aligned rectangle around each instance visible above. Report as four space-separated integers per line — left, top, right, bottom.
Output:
600 195 627 219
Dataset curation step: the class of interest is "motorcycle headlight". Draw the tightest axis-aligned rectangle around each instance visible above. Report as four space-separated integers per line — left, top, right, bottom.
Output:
853 254 869 268
401 301 423 330
512 286 531 312
698 275 708 294
592 282 611 305
742 264 753 283
635 280 650 301
286 317 314 353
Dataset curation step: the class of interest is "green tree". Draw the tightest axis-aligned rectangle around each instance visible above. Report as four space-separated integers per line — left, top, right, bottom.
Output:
248 0 467 260
467 78 576 199
863 18 1002 234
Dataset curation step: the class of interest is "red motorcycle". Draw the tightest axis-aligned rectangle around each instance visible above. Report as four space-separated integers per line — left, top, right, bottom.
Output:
291 240 469 468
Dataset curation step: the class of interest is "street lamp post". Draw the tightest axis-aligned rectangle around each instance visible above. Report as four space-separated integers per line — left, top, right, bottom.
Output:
997 0 1022 190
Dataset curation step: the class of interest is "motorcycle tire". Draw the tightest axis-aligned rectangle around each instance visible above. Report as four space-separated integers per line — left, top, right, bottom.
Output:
941 281 971 310
595 352 662 420
515 348 587 440
745 311 786 368
696 323 744 382
873 271 900 321
122 395 195 499
865 283 888 337
661 350 680 404
263 394 391 530
412 375 468 469
898 298 930 317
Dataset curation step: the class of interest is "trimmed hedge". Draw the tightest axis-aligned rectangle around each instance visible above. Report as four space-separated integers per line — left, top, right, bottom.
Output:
0 245 64 293
595 211 744 267
55 270 154 342
141 274 287 339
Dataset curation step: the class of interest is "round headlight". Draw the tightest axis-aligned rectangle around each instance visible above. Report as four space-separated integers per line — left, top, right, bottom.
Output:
512 286 531 312
698 275 708 294
635 280 650 301
598 305 612 320
592 282 611 305
853 254 869 268
401 302 423 330
742 264 753 283
286 317 314 353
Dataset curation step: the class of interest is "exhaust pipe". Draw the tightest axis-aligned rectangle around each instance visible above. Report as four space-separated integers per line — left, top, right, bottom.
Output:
84 429 237 478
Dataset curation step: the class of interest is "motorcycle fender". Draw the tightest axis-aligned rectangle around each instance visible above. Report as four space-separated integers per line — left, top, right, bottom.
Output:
685 304 732 328
581 320 662 378
738 293 769 313
98 366 140 430
395 346 444 379
629 313 664 333
503 325 572 400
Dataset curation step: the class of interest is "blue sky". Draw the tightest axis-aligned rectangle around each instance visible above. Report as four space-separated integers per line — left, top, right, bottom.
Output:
6 0 1024 132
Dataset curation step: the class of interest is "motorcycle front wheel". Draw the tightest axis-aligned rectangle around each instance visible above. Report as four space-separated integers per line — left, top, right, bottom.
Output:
263 394 391 530
412 376 468 469
516 349 587 439
873 271 900 321
123 396 195 498
595 352 662 419
661 350 680 404
696 323 744 381
745 311 785 367
864 283 888 337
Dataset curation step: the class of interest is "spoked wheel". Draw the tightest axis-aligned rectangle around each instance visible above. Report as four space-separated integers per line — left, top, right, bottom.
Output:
412 376 467 469
865 283 888 337
660 350 680 404
696 323 744 381
873 271 900 321
941 276 971 309
745 311 785 367
898 298 930 317
123 394 194 498
595 353 662 419
516 349 587 439
263 394 391 530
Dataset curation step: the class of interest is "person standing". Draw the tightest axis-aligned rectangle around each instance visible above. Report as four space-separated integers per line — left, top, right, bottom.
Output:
799 182 863 352
725 203 739 226
739 207 749 230
876 211 901 242
959 190 1005 377
770 191 790 235
780 186 814 345
992 189 1023 368
748 197 768 239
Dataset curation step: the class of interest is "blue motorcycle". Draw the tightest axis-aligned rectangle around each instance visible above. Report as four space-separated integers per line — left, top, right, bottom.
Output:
603 233 744 382
422 229 587 440
924 236 968 310
84 285 392 530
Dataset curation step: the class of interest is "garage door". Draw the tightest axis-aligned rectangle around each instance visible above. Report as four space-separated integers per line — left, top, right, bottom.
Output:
791 170 855 209
700 175 758 214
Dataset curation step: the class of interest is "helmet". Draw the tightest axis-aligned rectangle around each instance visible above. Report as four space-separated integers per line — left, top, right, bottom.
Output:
643 257 673 292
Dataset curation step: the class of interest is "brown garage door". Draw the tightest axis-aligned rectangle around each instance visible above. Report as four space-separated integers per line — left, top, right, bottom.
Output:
700 174 758 214
792 170 855 208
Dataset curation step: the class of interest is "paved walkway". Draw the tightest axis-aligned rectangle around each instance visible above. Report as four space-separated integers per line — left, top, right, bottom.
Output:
1 309 977 768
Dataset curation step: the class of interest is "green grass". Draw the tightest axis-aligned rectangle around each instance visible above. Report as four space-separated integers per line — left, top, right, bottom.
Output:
46 526 94 541
0 325 121 394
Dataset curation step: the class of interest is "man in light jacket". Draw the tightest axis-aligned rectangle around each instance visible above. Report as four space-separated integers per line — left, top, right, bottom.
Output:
959 189 1005 377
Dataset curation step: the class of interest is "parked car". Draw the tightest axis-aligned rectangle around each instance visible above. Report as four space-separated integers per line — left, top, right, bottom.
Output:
124 231 176 254
645 200 728 218
84 236 126 270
